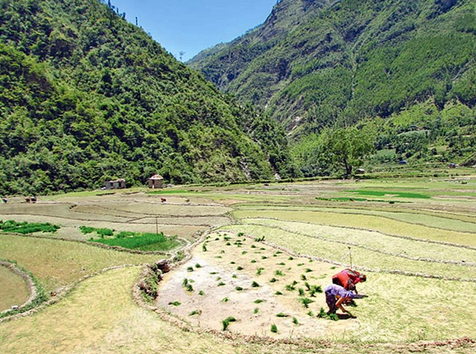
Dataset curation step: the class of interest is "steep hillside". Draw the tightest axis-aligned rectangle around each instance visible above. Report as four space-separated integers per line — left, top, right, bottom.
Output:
190 0 476 174
0 0 297 195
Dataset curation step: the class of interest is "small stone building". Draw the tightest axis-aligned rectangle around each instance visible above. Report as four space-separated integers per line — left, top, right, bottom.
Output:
148 174 164 189
105 178 126 190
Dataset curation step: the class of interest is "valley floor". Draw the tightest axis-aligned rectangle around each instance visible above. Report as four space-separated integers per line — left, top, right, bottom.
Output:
1 177 475 353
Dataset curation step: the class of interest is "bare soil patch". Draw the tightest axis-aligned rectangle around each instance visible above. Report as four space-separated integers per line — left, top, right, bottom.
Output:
157 232 359 339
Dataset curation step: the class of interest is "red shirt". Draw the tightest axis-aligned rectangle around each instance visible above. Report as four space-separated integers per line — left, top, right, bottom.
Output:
332 269 362 290
344 269 363 285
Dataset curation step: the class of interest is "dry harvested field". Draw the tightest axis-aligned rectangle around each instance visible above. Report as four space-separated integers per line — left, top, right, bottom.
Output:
0 265 29 312
0 177 476 353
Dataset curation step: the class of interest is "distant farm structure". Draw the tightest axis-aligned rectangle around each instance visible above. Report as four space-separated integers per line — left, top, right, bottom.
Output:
104 179 126 190
148 174 164 189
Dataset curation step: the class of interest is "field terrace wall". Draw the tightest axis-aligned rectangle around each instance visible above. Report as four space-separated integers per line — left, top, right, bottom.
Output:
0 261 38 316
221 230 476 283
240 219 476 267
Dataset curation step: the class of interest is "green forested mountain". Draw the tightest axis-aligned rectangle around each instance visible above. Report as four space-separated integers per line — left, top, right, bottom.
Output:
0 0 297 195
190 0 476 175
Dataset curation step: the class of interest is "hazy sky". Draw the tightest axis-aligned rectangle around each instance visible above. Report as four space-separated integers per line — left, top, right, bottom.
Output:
111 0 278 61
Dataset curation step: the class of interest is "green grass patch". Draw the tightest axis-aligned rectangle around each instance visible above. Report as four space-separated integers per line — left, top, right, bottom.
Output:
80 226 113 237
350 190 430 199
91 232 179 251
0 220 60 234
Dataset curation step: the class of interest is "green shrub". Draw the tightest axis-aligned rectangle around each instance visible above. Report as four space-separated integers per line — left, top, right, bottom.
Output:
300 298 314 308
293 317 299 325
187 267 194 272
235 286 243 291
221 297 229 302
202 244 207 252
271 324 278 333
251 281 260 288
276 312 288 317
198 290 205 296
310 285 322 297
189 310 200 316
218 282 225 286
93 232 179 251
195 263 201 268
269 278 278 283
168 301 181 306
298 288 305 296
256 267 264 275
222 316 236 331
254 308 259 314
254 299 265 304
285 284 296 291
317 307 327 318
0 220 60 234
275 270 284 276
237 266 243 270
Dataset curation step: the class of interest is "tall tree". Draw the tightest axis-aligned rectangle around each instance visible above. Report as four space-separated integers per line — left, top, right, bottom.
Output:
321 127 375 177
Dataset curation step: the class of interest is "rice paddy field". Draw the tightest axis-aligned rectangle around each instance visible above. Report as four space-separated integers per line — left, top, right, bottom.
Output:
0 176 475 353
0 265 29 312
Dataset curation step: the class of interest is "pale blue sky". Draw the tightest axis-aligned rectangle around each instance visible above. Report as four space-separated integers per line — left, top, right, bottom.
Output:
110 0 278 61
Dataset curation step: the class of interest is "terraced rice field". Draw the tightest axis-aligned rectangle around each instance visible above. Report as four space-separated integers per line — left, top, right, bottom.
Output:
233 209 476 246
1 178 475 353
0 265 29 312
158 232 476 341
0 234 160 291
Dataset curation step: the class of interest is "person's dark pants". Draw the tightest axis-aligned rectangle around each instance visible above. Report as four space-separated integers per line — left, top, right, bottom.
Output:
325 292 337 314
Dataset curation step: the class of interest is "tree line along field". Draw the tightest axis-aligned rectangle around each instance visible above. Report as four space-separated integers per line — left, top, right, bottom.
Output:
0 177 475 353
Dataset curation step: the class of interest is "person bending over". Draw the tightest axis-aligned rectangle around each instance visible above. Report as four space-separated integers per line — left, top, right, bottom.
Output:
324 283 356 317
332 268 366 294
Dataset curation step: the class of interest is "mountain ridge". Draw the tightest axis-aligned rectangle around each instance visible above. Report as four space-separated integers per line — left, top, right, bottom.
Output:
0 0 296 195
190 0 475 175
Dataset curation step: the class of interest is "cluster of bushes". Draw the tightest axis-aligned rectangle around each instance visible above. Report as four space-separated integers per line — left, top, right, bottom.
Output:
0 220 60 234
80 226 179 251
0 0 297 196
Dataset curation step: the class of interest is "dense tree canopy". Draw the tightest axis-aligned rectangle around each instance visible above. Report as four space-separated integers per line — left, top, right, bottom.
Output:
0 0 297 195
191 0 476 173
